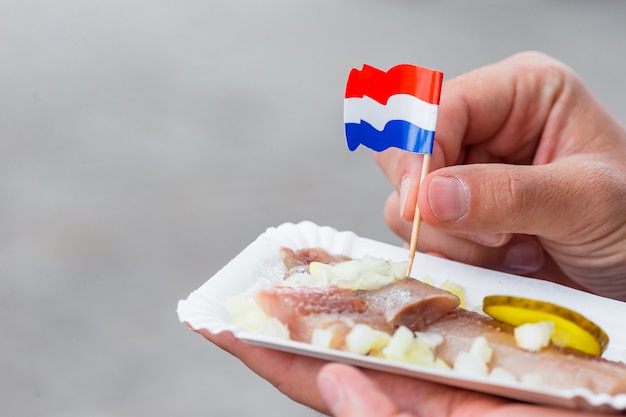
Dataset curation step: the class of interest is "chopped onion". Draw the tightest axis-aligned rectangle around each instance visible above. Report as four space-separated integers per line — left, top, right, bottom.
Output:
514 321 554 351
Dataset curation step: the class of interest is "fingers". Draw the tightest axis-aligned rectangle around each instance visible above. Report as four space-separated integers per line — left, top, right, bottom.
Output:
375 51 626 299
385 188 513 248
434 51 572 165
419 225 545 275
419 158 626 241
376 150 445 222
375 52 573 222
317 364 525 417
381 160 621 292
383 190 545 274
383 191 412 241
317 363 415 417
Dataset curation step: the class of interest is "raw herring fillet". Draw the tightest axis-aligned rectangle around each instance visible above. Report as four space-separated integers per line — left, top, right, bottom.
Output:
255 285 391 348
425 309 626 395
260 247 626 395
278 247 460 329
255 277 459 346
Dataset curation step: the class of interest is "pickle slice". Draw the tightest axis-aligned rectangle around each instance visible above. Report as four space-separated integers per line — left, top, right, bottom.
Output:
482 295 609 356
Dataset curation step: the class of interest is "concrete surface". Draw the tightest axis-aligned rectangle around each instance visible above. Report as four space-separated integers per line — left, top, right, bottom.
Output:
2 1 626 416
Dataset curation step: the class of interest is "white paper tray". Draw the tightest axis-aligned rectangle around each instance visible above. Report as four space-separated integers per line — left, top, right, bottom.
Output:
177 221 626 411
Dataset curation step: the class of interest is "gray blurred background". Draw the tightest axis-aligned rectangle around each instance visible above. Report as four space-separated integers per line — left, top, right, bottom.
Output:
2 1 626 416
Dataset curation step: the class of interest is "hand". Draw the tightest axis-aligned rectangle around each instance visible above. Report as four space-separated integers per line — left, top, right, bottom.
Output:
316 363 615 417
375 52 626 300
199 52 626 416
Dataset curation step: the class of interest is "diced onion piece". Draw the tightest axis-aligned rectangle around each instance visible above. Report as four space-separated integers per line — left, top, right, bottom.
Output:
331 259 383 289
514 321 554 351
311 328 334 349
226 295 269 333
345 324 379 354
307 262 332 285
390 260 410 279
469 336 493 364
433 358 451 370
263 317 290 339
315 257 406 290
405 339 435 366
367 331 393 358
453 336 493 376
370 330 392 352
454 351 489 376
415 331 444 350
382 326 415 361
490 367 517 382
226 295 259 317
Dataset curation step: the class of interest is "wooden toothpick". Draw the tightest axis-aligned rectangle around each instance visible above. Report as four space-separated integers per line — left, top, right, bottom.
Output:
406 154 431 277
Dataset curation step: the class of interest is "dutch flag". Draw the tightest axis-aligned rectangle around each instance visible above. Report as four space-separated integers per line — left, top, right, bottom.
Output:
344 64 444 155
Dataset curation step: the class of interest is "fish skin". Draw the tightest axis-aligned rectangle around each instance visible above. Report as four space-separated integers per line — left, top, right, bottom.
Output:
357 278 460 329
255 278 459 347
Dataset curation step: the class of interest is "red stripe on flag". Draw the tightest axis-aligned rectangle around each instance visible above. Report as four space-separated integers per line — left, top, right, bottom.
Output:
345 64 443 105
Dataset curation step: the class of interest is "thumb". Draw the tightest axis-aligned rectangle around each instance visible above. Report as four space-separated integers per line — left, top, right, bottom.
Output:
317 363 415 417
419 157 619 241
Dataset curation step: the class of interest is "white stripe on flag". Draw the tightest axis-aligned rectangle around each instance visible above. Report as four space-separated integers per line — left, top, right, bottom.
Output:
344 94 439 132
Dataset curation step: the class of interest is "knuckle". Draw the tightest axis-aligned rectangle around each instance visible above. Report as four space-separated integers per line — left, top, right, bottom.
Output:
581 161 626 210
481 168 530 228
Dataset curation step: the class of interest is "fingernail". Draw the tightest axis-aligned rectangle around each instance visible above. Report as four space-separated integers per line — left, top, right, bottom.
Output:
505 240 544 272
399 175 411 220
318 373 343 415
428 176 468 222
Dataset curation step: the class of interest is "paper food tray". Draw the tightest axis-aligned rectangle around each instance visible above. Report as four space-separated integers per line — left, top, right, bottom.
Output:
177 221 626 411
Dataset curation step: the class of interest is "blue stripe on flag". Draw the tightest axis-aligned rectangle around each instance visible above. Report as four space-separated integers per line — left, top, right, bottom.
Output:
345 120 435 154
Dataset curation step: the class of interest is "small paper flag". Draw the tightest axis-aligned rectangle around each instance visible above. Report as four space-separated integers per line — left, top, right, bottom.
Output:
344 64 444 155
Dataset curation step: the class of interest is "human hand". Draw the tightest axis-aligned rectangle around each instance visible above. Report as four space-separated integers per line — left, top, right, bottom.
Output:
198 52 626 417
375 52 626 300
